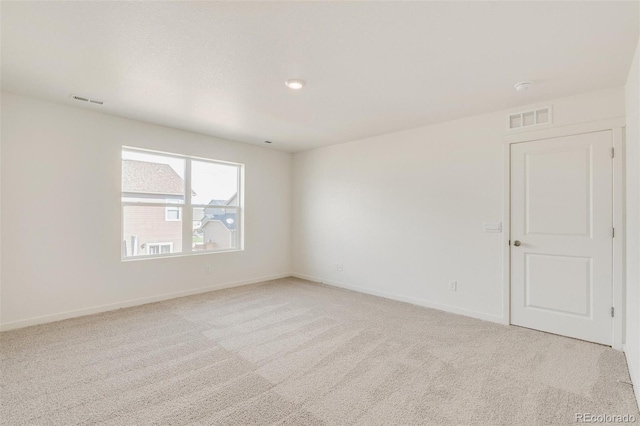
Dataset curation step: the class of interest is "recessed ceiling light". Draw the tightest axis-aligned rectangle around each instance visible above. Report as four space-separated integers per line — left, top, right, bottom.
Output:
514 81 533 92
285 79 306 90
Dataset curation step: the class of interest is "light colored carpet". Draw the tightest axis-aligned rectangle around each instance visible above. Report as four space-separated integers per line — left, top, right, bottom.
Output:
1 277 638 425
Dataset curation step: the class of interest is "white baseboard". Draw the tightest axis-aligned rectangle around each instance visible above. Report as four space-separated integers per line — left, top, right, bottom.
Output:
0 272 291 331
292 272 505 325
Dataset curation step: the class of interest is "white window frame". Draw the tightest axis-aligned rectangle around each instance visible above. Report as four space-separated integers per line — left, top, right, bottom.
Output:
147 242 173 255
122 146 243 260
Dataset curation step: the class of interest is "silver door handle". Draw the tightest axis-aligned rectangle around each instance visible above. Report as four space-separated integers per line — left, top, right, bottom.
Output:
513 240 521 247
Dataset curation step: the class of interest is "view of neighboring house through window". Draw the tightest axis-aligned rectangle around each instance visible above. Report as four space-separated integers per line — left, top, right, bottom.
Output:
148 243 172 255
165 204 181 221
122 147 242 259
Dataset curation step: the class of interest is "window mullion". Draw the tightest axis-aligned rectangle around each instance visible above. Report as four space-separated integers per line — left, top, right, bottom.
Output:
183 158 193 253
122 201 181 208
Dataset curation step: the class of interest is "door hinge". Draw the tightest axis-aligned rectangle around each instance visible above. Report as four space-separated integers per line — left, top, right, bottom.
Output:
611 307 615 318
612 147 615 158
612 227 615 238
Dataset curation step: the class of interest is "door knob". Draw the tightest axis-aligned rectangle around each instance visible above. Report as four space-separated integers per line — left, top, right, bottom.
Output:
513 240 521 246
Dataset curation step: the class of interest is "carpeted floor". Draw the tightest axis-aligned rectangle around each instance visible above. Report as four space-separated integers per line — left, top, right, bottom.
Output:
1 277 638 425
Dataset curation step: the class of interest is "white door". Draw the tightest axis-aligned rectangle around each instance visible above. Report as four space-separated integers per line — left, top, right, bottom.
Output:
510 131 613 345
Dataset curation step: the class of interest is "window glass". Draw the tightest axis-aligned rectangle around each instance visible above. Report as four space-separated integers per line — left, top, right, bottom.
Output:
193 207 238 252
122 206 182 257
191 160 239 206
122 150 185 204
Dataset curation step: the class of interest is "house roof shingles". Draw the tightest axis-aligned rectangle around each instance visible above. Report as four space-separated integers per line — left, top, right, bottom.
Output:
122 160 185 196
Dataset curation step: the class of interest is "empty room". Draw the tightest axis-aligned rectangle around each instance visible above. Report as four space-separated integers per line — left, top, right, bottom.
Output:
1 1 639 425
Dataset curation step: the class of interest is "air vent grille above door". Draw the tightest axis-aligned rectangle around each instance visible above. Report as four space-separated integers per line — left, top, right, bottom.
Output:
508 106 552 130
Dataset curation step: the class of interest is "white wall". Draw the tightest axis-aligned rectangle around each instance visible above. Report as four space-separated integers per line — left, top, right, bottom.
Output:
293 87 625 323
625 35 640 403
0 92 292 329
0 91 3 327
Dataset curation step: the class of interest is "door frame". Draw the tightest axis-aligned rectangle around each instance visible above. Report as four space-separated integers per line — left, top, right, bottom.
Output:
501 117 626 349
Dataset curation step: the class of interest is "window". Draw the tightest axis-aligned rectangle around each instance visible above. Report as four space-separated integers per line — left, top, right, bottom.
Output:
165 206 181 221
122 147 242 259
148 243 172 255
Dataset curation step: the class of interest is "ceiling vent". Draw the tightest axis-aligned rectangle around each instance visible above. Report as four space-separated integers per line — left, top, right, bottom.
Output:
507 106 551 130
71 94 104 105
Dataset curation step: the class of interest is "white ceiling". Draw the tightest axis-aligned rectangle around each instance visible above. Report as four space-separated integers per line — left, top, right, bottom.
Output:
2 1 638 152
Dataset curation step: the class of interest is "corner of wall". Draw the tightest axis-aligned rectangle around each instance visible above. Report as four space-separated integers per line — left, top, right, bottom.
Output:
624 32 640 409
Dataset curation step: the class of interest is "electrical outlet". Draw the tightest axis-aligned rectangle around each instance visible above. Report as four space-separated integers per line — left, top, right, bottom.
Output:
205 266 212 275
449 280 457 291
336 264 343 272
